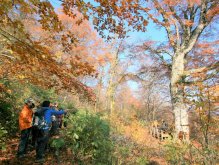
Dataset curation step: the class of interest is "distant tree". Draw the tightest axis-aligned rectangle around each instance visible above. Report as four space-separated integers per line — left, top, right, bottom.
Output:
139 71 170 122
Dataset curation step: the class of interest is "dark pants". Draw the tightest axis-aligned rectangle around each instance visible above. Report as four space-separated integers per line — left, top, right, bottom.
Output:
36 129 50 160
32 126 40 147
50 121 59 136
17 127 31 156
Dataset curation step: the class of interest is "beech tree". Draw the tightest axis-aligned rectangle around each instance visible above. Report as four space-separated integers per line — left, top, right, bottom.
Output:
106 40 125 114
106 39 145 115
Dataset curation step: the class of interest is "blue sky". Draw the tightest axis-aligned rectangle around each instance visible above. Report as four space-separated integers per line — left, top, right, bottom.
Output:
49 0 219 97
49 0 168 92
124 21 167 91
49 0 167 42
126 20 167 43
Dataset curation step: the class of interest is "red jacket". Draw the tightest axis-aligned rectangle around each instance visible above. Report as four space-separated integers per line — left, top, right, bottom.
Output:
19 105 33 131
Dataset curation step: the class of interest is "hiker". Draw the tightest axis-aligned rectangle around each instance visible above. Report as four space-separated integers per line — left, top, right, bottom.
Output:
58 109 66 128
31 104 41 147
50 102 60 136
53 103 65 128
160 120 168 132
35 100 66 163
17 98 35 158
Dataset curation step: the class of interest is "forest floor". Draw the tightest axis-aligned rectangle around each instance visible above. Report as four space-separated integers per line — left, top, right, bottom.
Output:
0 137 73 165
112 119 168 165
0 122 168 165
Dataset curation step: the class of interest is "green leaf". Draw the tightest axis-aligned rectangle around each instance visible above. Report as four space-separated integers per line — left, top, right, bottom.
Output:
73 133 79 139
50 138 65 148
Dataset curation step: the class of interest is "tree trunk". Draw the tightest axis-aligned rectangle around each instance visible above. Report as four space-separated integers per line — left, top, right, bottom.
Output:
95 68 104 112
171 52 189 140
107 83 116 115
107 50 119 115
110 92 115 114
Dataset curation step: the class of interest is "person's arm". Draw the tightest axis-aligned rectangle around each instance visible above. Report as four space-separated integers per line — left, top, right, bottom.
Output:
51 109 66 115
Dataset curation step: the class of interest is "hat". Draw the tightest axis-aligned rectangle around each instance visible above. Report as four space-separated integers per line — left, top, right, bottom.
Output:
24 98 35 104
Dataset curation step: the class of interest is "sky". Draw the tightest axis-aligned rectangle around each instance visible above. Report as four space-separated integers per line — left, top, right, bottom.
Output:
49 0 167 42
124 21 167 91
49 0 219 95
49 0 168 92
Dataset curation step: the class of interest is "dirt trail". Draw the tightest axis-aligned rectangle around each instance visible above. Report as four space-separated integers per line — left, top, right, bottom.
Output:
0 138 72 165
0 124 167 165
0 135 167 165
121 122 168 165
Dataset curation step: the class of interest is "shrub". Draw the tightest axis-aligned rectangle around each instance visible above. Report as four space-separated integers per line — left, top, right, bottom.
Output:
164 141 219 165
0 123 7 151
0 79 58 136
164 141 189 165
0 100 18 136
63 112 113 165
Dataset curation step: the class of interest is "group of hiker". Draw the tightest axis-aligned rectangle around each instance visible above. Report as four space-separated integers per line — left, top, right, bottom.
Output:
151 120 169 131
17 98 67 163
150 119 171 140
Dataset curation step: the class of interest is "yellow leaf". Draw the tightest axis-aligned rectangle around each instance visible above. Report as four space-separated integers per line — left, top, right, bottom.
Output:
18 74 25 79
55 51 62 59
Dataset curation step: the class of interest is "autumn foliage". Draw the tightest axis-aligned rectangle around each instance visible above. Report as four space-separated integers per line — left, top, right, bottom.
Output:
0 1 108 101
0 0 218 164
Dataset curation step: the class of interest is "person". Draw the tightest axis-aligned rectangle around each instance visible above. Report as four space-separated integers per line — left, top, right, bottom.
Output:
52 103 65 129
17 98 35 158
57 110 64 128
50 102 60 136
35 100 66 163
31 104 41 148
160 120 168 132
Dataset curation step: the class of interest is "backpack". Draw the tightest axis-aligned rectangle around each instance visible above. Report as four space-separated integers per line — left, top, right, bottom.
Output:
33 108 48 130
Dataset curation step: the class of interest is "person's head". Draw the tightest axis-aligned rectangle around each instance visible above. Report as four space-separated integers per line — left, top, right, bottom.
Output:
53 102 58 108
25 98 35 109
42 101 51 107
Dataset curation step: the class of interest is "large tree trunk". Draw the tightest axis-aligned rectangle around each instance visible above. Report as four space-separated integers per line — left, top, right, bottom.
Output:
107 49 119 115
107 82 116 115
94 68 104 112
171 52 189 140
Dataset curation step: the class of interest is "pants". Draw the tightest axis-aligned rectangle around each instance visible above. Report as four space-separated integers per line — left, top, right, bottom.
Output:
50 121 59 136
31 126 40 147
17 127 31 156
36 129 50 160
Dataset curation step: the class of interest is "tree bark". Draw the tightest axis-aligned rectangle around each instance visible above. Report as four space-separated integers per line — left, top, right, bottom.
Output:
171 51 189 140
107 83 116 114
95 68 104 112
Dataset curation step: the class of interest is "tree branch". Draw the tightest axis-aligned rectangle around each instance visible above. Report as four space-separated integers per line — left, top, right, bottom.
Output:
142 44 172 70
0 52 15 60
0 28 41 55
117 73 144 83
169 6 185 31
152 0 180 50
182 1 209 54
184 61 219 76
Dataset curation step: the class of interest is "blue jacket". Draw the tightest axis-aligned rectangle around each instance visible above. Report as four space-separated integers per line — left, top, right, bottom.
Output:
42 107 65 125
35 107 66 130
